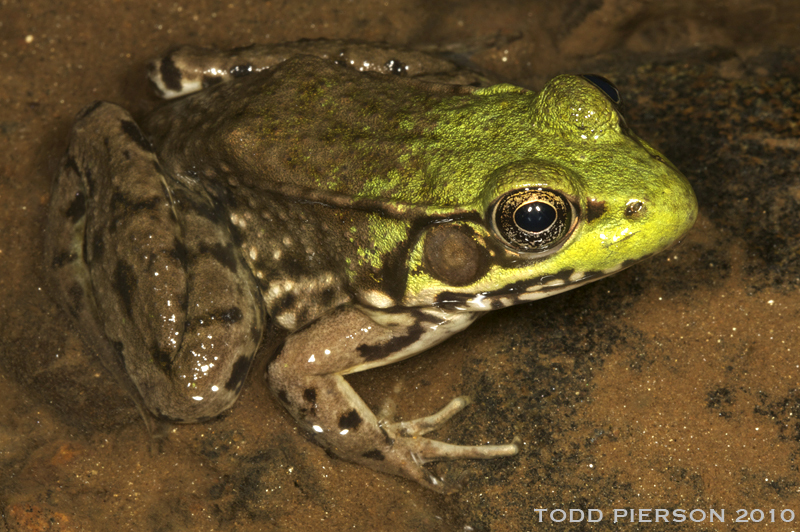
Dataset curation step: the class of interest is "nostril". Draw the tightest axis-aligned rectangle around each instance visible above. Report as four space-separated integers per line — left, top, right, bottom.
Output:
625 199 646 218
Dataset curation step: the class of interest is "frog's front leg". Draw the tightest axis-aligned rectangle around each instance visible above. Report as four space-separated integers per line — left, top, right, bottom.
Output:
267 305 518 492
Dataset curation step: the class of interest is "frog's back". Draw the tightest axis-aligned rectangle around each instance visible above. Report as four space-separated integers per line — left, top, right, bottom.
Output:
145 55 473 201
143 56 483 328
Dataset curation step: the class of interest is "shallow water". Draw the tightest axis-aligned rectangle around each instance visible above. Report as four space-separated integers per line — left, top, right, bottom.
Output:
3 1 800 530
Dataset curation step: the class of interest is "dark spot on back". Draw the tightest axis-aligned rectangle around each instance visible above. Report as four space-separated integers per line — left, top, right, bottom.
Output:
303 388 316 403
158 54 183 92
120 120 154 153
113 260 137 318
362 449 385 461
224 355 251 392
338 410 362 431
65 191 86 222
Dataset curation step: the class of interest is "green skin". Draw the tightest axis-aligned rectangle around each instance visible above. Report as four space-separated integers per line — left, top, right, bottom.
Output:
45 42 697 493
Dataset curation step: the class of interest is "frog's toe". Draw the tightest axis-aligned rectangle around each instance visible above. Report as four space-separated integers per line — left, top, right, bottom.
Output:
377 434 519 494
404 437 520 463
382 396 519 460
385 396 472 437
374 399 519 492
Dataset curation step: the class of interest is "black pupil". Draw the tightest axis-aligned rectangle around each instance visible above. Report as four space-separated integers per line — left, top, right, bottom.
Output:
582 74 620 104
514 202 556 233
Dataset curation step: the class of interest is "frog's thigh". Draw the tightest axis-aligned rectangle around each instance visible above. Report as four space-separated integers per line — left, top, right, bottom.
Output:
46 102 264 422
268 306 515 491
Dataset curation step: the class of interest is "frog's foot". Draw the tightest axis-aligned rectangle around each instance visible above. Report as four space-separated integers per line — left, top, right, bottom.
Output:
376 397 520 493
275 379 519 493
268 304 519 492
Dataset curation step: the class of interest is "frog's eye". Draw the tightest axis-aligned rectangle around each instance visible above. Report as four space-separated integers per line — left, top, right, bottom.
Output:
491 189 575 253
581 74 621 105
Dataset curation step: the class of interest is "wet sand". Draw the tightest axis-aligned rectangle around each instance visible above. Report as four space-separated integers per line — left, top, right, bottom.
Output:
2 1 800 530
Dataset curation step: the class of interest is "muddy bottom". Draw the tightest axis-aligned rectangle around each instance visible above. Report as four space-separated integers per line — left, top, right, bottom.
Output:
3 1 800 531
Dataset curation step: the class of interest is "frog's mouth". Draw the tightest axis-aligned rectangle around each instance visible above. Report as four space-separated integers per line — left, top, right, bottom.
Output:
432 254 652 311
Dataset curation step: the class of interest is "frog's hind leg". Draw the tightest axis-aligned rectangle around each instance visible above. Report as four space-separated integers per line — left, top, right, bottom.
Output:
45 102 265 425
46 102 163 429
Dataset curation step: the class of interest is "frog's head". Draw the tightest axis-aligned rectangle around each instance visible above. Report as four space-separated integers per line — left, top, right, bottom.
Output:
402 74 698 309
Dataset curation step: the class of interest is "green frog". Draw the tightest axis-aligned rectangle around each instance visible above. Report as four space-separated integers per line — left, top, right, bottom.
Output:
45 40 697 492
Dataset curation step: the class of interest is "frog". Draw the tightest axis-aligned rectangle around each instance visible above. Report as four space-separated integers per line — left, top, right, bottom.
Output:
45 40 698 493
